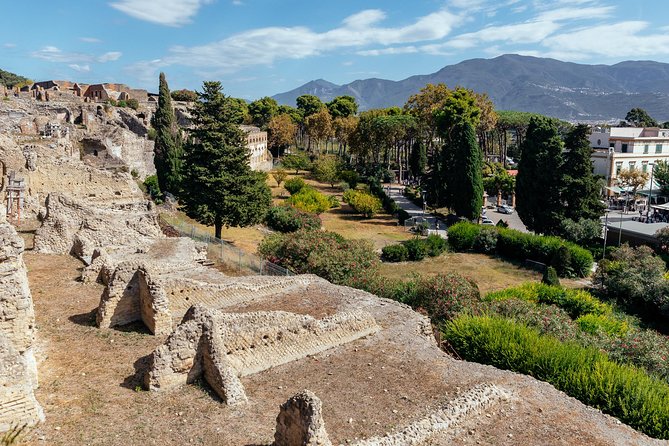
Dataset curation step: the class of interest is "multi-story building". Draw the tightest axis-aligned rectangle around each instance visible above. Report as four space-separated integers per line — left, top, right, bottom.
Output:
240 125 273 172
590 127 669 193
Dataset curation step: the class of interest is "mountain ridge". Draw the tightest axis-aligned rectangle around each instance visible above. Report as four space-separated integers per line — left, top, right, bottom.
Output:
272 54 669 122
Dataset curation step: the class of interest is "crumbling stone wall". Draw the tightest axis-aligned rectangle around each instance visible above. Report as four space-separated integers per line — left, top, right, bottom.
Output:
275 390 331 446
0 214 43 431
34 193 162 259
144 305 379 404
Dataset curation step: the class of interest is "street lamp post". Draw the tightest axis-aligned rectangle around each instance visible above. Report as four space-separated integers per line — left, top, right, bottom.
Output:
647 163 655 223
602 210 610 260
421 190 426 218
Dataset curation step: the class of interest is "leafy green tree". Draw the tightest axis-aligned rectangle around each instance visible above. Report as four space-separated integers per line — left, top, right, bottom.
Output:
296 94 324 117
516 116 564 234
268 114 297 153
248 96 279 128
227 97 250 125
327 95 358 118
0 68 30 88
281 153 311 173
180 81 272 239
625 108 658 127
313 156 340 187
171 89 198 102
443 121 484 220
305 107 333 152
433 87 481 138
617 168 649 206
652 160 669 196
152 72 183 195
409 140 427 181
562 124 605 221
278 104 303 124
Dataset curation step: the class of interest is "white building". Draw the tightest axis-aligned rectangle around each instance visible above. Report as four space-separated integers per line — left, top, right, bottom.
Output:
590 127 669 194
240 125 273 172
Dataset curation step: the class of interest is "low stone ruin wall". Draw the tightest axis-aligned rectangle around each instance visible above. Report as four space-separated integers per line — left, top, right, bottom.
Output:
144 305 380 404
34 192 162 259
0 216 43 431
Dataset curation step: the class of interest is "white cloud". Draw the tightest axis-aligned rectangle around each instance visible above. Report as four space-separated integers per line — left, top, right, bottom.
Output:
98 51 122 62
158 7 460 72
80 37 101 43
109 0 214 26
69 64 91 72
3 43 16 48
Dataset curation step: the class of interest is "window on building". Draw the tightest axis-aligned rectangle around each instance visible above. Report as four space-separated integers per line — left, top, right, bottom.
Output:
629 161 636 170
615 162 623 175
643 161 649 173
657 144 663 154
609 142 615 148
644 144 650 154
622 143 628 153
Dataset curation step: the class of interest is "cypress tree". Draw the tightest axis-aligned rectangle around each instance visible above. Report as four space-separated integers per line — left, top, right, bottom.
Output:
516 116 564 234
409 140 427 181
445 121 484 220
562 124 605 221
152 72 182 195
180 81 271 239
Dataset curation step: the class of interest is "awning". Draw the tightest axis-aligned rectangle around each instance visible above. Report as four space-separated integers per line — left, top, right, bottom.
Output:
606 186 624 194
652 203 669 211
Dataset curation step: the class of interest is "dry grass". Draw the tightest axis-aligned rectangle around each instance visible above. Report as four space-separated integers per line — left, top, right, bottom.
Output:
379 252 582 295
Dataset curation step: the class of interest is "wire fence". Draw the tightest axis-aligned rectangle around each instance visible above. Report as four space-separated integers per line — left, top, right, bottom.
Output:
159 214 294 277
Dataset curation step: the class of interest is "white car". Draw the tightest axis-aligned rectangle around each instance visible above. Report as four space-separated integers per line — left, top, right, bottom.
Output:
497 205 514 214
481 217 495 225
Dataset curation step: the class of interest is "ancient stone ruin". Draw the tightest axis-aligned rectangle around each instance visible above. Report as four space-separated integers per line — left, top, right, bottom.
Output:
274 390 332 446
144 305 379 404
0 210 43 431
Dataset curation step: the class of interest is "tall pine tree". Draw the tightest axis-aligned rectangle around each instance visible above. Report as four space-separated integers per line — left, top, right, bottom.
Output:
152 72 183 194
444 121 483 220
409 140 427 182
516 116 564 234
562 124 605 221
180 82 271 239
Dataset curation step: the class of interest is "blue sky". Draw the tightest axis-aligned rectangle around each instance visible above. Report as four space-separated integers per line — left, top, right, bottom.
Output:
2 0 669 100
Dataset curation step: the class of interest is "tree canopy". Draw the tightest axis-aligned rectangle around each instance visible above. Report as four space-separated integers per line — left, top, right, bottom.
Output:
248 96 278 128
625 108 658 127
171 89 198 102
152 72 183 195
180 81 271 239
296 94 325 118
326 95 358 119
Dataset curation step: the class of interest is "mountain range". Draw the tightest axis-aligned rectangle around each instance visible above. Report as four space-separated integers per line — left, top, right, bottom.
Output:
272 54 669 122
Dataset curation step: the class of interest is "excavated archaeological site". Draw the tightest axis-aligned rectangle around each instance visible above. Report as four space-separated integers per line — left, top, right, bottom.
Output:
0 97 666 445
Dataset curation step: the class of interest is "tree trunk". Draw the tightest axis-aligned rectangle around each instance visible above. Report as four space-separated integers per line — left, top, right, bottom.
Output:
215 214 223 239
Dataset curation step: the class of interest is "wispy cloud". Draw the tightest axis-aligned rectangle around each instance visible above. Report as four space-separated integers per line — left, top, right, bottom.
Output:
31 46 122 64
109 0 214 26
68 64 91 72
3 43 16 48
80 37 101 43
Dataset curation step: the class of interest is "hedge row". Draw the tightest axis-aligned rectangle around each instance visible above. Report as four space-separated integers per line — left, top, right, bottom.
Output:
265 205 321 233
444 315 669 440
447 222 593 277
369 181 411 224
382 235 448 262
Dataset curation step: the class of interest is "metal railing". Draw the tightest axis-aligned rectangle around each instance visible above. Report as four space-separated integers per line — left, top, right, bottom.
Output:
159 214 294 276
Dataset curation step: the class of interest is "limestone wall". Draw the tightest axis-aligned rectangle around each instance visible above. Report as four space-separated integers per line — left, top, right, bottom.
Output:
0 216 43 431
145 305 380 404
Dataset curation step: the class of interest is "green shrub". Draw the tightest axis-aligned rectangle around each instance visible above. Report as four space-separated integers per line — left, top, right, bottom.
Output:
542 266 560 286
444 315 669 440
576 314 629 337
447 222 480 251
411 274 481 321
143 175 162 203
397 209 411 224
287 187 332 214
551 245 572 277
257 229 378 285
265 205 321 232
284 177 306 195
382 244 409 262
343 190 382 218
328 195 340 208
339 170 359 189
425 234 448 257
473 226 498 254
403 238 428 261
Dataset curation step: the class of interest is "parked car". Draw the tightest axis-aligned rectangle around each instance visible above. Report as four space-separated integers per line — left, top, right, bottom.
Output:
497 205 514 214
481 217 495 225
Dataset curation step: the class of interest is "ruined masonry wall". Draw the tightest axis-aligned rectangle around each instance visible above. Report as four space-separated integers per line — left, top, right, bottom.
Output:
0 216 44 431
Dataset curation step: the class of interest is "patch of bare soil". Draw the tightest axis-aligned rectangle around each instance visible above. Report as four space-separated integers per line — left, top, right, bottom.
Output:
20 252 664 446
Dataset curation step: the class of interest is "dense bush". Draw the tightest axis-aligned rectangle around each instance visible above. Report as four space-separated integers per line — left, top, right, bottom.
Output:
444 315 669 439
425 234 448 257
411 274 482 321
382 243 409 262
265 205 321 232
143 175 162 203
595 244 669 316
343 189 382 218
339 170 359 189
575 313 628 337
542 266 560 286
257 229 379 285
284 177 306 195
447 222 480 251
473 226 498 254
287 187 333 214
448 222 593 277
403 238 428 261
